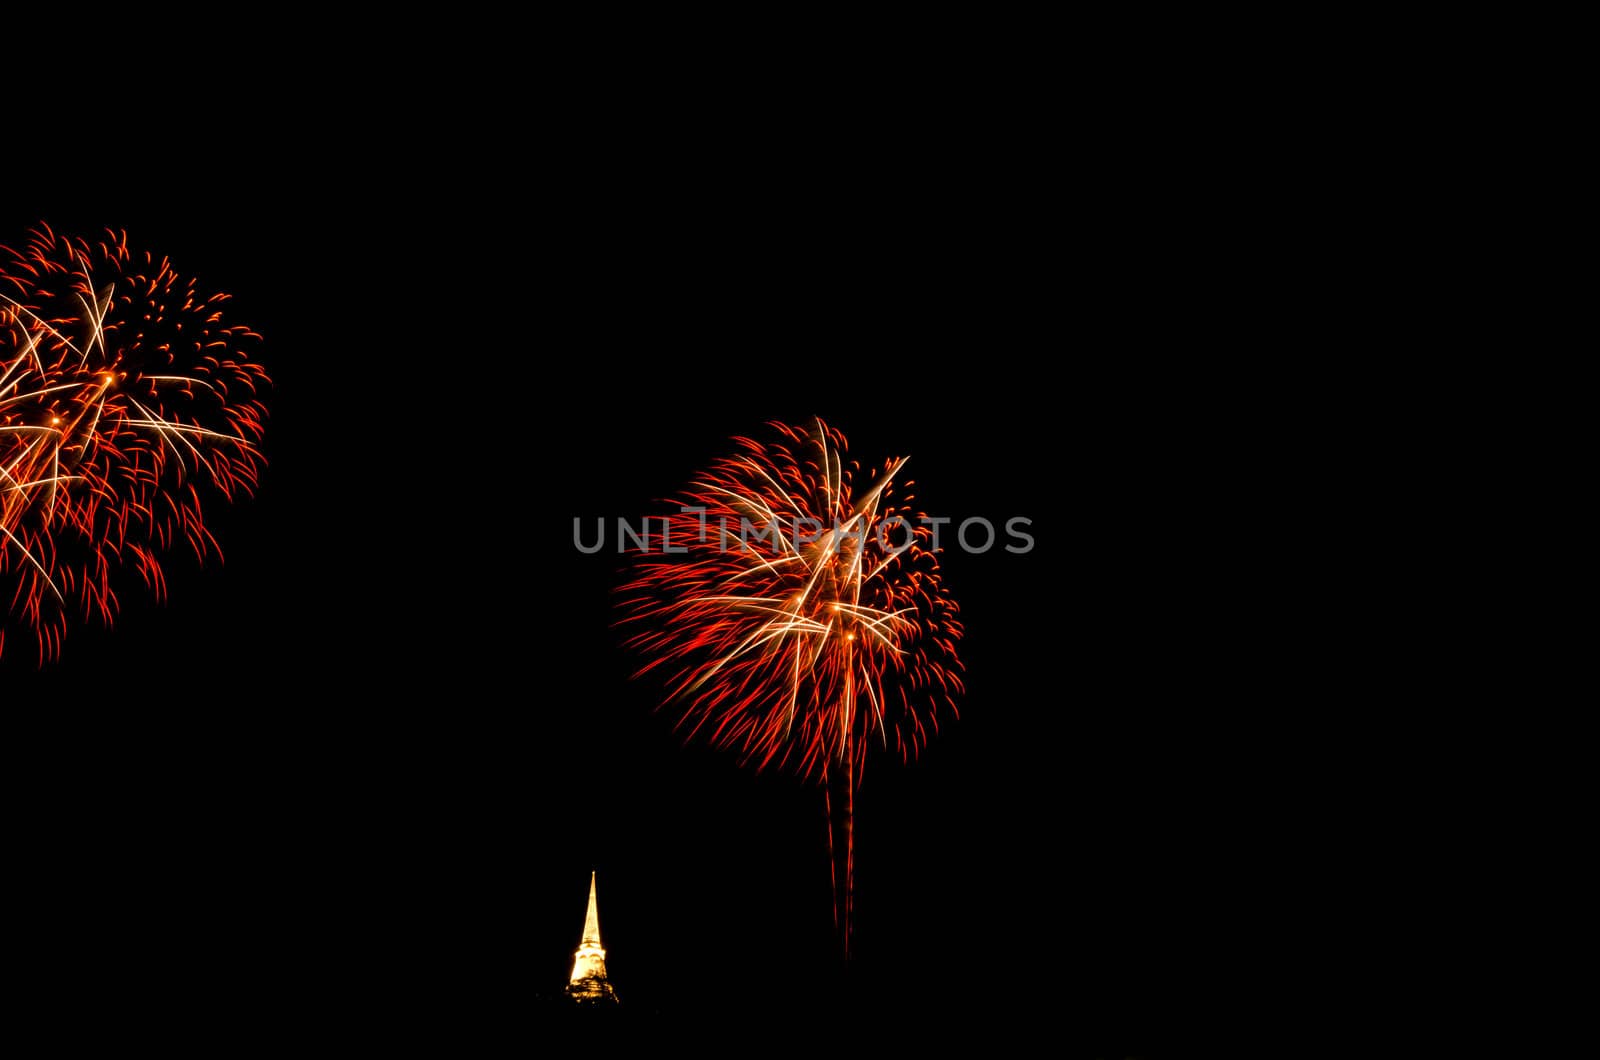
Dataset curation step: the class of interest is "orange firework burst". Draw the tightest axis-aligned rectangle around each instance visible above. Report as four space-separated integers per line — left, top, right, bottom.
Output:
1 225 269 664
619 418 963 954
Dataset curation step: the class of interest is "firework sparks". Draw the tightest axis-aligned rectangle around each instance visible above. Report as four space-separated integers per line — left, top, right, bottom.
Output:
0 225 269 664
619 418 964 954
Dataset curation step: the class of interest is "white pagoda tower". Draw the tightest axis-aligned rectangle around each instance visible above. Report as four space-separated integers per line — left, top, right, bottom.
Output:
566 871 618 1003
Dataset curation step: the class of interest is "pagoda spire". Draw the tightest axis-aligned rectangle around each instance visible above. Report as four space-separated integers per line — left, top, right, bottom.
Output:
566 870 618 1003
581 871 602 944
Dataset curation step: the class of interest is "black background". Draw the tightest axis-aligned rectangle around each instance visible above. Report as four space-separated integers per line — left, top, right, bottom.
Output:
3 100 1322 1050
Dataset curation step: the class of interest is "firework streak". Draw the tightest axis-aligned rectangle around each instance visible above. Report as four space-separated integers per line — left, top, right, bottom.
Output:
1 226 268 664
619 419 963 954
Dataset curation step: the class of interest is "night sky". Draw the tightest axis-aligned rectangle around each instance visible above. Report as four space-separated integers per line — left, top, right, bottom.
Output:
5 140 1290 1050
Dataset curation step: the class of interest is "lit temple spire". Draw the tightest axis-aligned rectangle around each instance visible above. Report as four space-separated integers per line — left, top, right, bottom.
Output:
566 871 618 1003
581 871 602 945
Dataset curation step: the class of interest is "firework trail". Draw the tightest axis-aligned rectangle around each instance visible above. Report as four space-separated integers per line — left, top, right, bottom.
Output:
619 418 963 954
1 225 269 664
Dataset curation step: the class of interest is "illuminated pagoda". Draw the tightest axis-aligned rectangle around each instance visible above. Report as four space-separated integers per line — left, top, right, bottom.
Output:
566 871 619 1003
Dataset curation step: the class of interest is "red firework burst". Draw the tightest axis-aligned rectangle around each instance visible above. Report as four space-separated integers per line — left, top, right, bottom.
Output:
618 418 963 954
1 225 269 664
